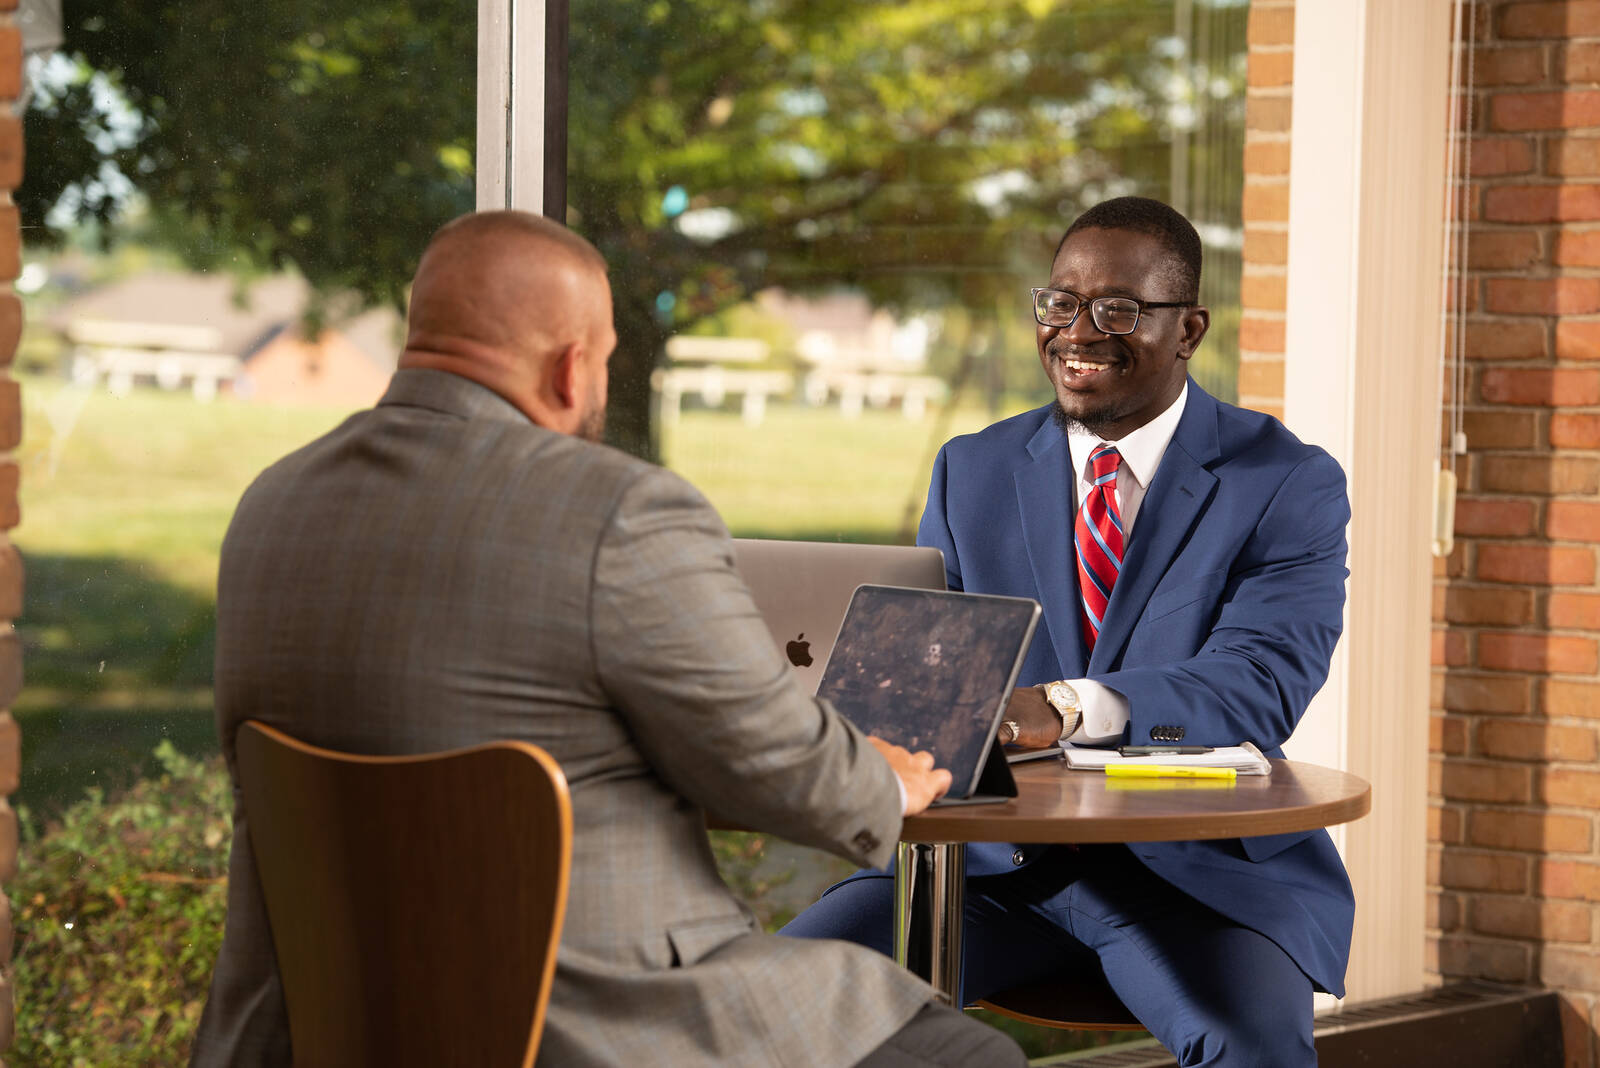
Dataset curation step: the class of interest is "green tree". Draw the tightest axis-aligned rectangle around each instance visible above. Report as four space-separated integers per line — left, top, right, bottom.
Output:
567 0 1243 455
25 0 1241 458
22 2 477 317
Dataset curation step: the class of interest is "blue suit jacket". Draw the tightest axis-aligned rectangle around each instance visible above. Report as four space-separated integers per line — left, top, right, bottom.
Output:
918 381 1356 997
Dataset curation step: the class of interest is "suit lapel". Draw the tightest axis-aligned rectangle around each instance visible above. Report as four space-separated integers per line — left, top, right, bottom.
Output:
1089 383 1222 673
1014 417 1088 678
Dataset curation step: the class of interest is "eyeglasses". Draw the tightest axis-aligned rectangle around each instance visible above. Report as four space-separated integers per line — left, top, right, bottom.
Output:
1031 287 1192 335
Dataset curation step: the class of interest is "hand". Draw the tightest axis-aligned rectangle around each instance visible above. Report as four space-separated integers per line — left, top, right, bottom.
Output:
1003 686 1065 748
866 736 952 816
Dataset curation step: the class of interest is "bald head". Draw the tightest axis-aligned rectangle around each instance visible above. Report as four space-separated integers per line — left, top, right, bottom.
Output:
401 211 615 438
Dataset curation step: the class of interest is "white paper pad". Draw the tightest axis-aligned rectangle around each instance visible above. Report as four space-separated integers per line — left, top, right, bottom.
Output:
1062 740 1272 776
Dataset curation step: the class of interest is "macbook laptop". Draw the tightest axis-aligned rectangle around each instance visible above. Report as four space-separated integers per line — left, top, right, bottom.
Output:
732 538 947 695
817 585 1041 805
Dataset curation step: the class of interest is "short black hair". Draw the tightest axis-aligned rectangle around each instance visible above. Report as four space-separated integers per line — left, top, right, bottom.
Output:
1056 196 1202 300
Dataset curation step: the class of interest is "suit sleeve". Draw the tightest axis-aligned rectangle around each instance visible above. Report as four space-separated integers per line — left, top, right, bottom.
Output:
1094 451 1350 751
916 444 964 592
590 466 904 870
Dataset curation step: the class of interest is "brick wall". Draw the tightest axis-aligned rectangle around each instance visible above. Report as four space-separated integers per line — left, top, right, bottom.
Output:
1426 1 1600 1063
1238 0 1294 421
1241 1 1600 1054
0 0 19 1055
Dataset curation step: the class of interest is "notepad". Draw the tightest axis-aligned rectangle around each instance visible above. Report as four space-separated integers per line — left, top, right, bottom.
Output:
1063 740 1272 776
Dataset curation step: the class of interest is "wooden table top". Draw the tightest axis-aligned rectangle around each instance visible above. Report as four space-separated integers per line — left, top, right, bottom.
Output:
900 758 1371 844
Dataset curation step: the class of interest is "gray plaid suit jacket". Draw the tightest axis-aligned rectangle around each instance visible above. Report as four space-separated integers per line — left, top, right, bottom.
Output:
190 369 932 1067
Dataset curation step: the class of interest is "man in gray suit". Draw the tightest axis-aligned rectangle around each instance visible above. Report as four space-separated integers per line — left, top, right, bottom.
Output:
191 211 1025 1067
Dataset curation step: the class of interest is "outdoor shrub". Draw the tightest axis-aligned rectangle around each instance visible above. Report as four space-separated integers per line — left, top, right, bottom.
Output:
12 742 230 1067
708 829 800 930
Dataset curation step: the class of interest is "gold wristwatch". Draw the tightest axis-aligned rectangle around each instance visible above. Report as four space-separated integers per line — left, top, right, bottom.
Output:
1037 680 1083 741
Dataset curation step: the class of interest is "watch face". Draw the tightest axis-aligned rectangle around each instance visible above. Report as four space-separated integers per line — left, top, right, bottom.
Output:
1047 681 1079 712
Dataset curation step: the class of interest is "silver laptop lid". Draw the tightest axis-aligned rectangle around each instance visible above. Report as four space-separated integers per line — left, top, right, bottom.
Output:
732 538 947 694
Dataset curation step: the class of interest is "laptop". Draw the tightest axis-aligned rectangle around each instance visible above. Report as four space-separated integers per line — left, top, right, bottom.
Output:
817 585 1041 805
732 538 947 695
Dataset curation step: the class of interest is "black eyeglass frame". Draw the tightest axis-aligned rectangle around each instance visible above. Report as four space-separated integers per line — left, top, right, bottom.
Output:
1030 287 1194 335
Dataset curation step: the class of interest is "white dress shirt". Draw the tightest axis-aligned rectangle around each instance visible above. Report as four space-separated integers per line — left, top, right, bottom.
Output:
1059 382 1189 742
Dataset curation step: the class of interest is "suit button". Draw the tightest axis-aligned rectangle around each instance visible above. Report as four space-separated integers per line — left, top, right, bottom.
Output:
1012 849 1026 866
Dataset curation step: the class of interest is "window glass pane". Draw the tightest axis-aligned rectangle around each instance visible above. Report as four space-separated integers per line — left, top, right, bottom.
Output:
15 5 473 1060
569 0 1245 539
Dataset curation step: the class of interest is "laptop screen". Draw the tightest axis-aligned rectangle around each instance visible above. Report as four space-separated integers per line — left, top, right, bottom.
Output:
816 585 1040 799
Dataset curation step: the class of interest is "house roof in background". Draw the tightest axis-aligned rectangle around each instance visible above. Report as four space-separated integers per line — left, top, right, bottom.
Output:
51 271 402 371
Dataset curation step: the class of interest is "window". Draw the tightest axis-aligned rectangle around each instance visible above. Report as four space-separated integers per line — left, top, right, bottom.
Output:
14 6 475 1060
565 0 1246 543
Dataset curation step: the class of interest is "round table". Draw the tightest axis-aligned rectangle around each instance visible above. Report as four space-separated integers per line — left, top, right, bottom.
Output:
893 757 1372 1003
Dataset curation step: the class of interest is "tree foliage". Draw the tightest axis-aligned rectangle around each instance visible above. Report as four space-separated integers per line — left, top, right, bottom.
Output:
24 0 1241 456
22 2 476 317
567 0 1235 453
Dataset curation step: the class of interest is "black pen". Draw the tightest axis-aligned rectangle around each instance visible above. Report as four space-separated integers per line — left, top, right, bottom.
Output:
1118 745 1214 756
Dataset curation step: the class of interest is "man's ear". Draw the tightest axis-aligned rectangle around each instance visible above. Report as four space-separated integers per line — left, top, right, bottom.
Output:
550 342 584 409
1177 305 1210 361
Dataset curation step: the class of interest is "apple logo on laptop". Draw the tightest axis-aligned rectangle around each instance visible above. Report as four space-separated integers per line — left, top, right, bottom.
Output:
786 633 813 668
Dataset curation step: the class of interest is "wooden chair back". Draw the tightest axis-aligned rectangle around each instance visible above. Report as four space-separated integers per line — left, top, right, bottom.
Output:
235 720 572 1068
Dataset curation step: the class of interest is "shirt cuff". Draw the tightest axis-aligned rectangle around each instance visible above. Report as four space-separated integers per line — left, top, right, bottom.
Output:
895 775 908 815
1063 678 1130 743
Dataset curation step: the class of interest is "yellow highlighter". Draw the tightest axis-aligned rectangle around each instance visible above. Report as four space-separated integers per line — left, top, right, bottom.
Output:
1104 765 1237 781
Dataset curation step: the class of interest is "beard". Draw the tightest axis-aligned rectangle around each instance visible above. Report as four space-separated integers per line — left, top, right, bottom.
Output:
577 403 607 444
1051 399 1124 436
576 373 608 443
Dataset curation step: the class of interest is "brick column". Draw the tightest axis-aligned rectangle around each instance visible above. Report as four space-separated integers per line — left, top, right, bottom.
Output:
0 1 17 1057
0 4 18 1056
1430 2 1600 1062
1238 0 1294 418
0 0 16 1054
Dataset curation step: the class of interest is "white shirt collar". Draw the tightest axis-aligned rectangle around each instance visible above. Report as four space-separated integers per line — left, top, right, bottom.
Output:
1066 380 1188 491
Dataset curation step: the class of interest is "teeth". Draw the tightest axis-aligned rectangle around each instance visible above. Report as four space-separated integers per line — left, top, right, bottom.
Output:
1061 359 1109 372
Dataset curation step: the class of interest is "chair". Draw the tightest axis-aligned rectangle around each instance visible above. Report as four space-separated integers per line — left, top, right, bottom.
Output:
977 970 1144 1032
235 720 572 1068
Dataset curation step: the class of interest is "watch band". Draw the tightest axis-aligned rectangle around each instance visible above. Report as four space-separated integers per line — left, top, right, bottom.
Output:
1037 681 1083 741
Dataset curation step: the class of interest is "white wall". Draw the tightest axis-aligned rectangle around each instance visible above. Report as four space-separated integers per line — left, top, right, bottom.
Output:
1282 0 1453 1004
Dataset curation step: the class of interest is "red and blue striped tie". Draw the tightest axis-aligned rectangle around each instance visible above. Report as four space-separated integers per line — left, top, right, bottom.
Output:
1076 445 1124 651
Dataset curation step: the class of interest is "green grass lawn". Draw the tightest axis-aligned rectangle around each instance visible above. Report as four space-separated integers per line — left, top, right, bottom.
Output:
15 381 365 823
664 403 1009 543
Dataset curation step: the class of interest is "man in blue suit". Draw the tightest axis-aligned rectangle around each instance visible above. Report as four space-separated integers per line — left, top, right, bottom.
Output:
783 197 1353 1066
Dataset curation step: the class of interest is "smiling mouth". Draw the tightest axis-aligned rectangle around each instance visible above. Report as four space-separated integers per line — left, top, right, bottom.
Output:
1052 353 1121 380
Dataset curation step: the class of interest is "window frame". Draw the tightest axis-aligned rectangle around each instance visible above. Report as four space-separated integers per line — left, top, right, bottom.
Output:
476 0 567 216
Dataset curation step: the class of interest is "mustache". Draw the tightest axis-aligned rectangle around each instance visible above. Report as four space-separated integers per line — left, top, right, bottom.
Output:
1046 340 1121 362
